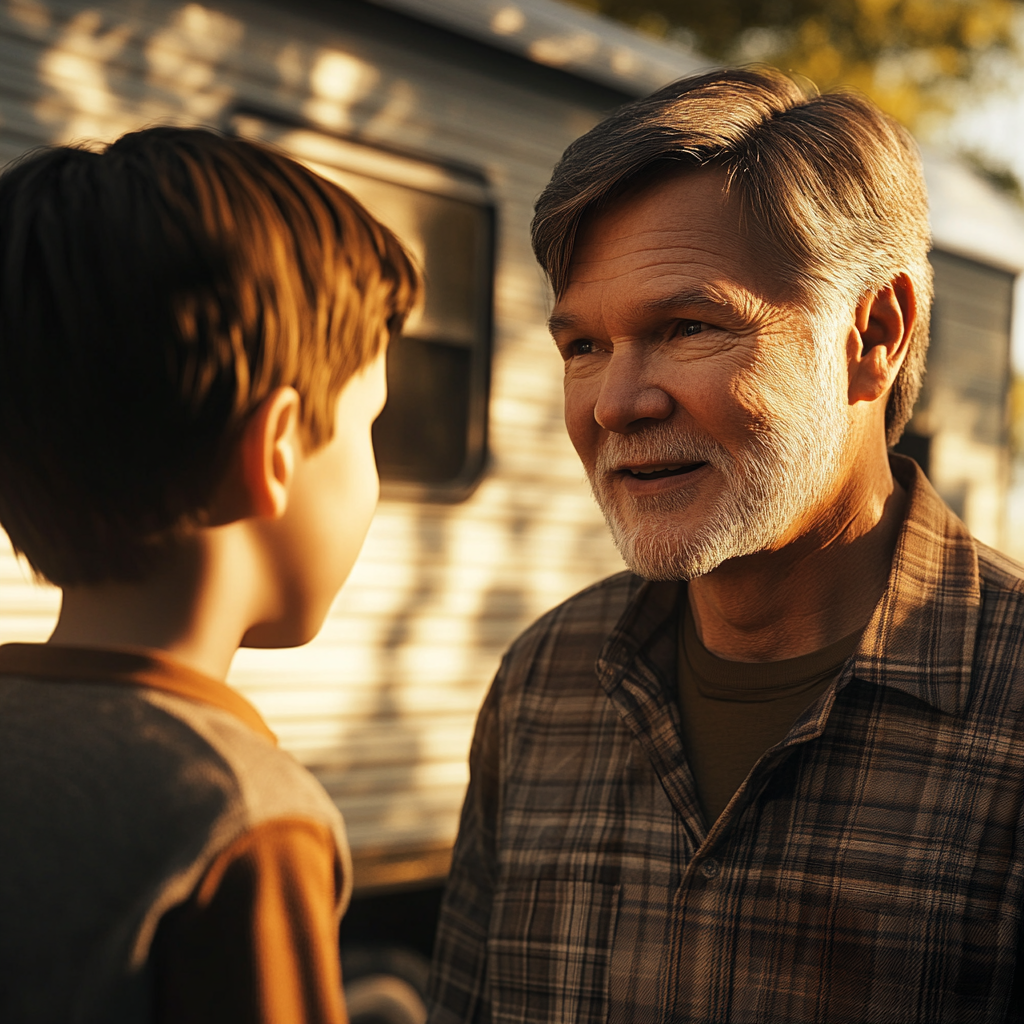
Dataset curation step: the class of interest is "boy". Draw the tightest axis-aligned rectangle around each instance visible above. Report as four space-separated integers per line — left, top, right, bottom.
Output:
0 127 417 1022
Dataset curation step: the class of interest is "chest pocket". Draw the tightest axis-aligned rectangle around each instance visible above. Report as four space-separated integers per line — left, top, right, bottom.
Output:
487 876 620 1024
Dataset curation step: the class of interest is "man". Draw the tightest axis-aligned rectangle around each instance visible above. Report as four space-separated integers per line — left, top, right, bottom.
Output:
428 67 1024 1023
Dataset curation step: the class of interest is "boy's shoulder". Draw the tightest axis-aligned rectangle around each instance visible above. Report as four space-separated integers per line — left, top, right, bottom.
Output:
143 684 344 838
0 667 349 1009
0 666 346 857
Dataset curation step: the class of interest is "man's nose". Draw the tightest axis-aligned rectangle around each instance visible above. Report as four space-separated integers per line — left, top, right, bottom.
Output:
593 346 674 433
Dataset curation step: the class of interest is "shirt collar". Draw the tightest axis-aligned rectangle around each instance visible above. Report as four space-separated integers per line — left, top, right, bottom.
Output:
597 576 680 708
0 642 277 743
601 454 980 718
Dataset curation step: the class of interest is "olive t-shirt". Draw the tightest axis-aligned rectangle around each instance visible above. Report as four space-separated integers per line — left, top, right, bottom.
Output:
678 604 862 826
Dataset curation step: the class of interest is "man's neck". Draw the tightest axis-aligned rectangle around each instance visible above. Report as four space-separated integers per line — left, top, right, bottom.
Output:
687 466 906 663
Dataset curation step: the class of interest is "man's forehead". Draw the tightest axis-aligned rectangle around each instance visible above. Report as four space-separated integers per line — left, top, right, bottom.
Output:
572 166 736 253
555 168 780 317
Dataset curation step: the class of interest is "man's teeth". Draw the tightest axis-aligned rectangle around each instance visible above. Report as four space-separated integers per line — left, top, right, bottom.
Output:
631 463 685 477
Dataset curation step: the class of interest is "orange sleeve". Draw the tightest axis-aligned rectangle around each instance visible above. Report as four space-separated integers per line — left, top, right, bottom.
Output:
153 817 349 1024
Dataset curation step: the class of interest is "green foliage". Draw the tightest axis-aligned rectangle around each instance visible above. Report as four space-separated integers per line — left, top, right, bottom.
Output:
962 150 1024 205
569 0 1019 130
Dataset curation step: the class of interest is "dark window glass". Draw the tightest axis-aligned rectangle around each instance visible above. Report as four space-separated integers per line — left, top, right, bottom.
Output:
922 249 1013 449
374 337 471 485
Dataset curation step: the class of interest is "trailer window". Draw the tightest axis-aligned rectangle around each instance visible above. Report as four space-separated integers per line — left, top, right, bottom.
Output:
896 248 1013 544
231 116 493 501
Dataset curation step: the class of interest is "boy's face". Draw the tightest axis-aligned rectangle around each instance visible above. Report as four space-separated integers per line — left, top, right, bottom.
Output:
243 348 388 648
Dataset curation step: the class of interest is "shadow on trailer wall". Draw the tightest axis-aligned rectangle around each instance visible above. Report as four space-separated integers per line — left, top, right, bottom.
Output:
340 886 444 1024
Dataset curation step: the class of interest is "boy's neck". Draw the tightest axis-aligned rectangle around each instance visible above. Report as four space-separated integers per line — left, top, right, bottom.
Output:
48 531 261 682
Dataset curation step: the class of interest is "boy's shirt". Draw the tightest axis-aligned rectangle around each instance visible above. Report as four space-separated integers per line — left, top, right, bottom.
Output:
0 643 351 1024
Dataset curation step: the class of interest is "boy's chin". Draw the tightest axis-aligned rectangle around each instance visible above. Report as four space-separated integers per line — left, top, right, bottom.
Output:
241 613 325 650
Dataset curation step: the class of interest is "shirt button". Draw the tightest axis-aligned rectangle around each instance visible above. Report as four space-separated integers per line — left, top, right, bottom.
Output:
700 858 720 879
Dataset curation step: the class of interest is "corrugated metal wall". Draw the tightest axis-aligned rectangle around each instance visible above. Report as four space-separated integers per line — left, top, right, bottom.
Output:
0 0 627 888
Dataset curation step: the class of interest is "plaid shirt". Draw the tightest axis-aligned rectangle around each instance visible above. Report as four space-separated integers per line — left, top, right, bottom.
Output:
428 458 1024 1024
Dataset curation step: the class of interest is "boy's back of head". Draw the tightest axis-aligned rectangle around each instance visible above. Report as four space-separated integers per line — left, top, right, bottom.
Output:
0 126 418 586
0 128 420 1023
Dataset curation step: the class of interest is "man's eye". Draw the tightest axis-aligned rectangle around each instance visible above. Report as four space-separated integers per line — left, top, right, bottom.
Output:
679 320 704 336
569 339 595 356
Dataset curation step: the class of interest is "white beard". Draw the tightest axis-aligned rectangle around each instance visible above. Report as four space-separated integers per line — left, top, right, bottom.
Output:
588 327 851 581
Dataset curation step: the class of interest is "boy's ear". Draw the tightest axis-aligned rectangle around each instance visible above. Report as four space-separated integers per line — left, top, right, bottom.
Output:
847 273 917 406
239 387 302 519
209 387 302 525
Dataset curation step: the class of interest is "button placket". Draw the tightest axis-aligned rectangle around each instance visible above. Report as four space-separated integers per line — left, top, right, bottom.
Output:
699 857 720 879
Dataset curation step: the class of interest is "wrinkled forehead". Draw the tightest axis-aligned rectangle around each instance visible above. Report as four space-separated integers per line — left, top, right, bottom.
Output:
562 167 791 310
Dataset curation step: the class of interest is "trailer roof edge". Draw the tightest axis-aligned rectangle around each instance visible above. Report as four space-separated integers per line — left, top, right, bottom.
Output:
923 151 1024 275
360 0 710 96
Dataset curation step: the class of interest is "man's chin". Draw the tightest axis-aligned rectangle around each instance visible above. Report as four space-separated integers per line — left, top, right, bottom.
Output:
622 554 724 583
614 529 733 582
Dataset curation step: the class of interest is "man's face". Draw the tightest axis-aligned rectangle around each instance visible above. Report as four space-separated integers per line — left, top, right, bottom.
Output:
550 169 853 581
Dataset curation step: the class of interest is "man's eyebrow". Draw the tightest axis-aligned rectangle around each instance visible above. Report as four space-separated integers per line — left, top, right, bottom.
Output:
547 288 741 336
547 310 581 335
632 287 741 320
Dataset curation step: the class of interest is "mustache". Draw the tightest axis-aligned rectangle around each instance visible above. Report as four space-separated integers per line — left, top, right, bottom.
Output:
593 428 732 475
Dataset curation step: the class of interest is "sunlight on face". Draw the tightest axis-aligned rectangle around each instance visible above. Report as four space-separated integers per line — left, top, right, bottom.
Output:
554 170 853 581
594 314 850 580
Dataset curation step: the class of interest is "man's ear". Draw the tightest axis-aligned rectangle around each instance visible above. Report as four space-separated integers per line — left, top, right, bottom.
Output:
847 273 917 406
207 387 302 525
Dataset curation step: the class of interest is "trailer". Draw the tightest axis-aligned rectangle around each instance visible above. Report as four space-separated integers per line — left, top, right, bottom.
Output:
2 0 1023 1020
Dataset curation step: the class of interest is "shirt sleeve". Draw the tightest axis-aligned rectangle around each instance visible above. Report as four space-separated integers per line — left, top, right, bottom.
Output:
153 816 349 1024
427 669 502 1024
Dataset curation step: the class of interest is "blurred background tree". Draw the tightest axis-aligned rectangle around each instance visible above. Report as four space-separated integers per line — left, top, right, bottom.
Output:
566 0 1019 135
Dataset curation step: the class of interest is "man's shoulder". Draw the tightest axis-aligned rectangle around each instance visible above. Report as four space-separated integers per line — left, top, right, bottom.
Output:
976 540 1024 600
972 543 1024 680
512 570 642 646
495 570 648 692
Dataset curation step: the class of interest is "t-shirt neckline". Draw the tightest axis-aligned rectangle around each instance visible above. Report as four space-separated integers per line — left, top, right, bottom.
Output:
0 642 276 742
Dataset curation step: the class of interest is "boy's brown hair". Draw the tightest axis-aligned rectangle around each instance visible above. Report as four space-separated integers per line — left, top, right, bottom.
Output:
532 66 933 447
0 127 418 586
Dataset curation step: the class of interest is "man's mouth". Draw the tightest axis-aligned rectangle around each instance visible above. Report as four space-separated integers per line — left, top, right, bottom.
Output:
624 461 707 479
